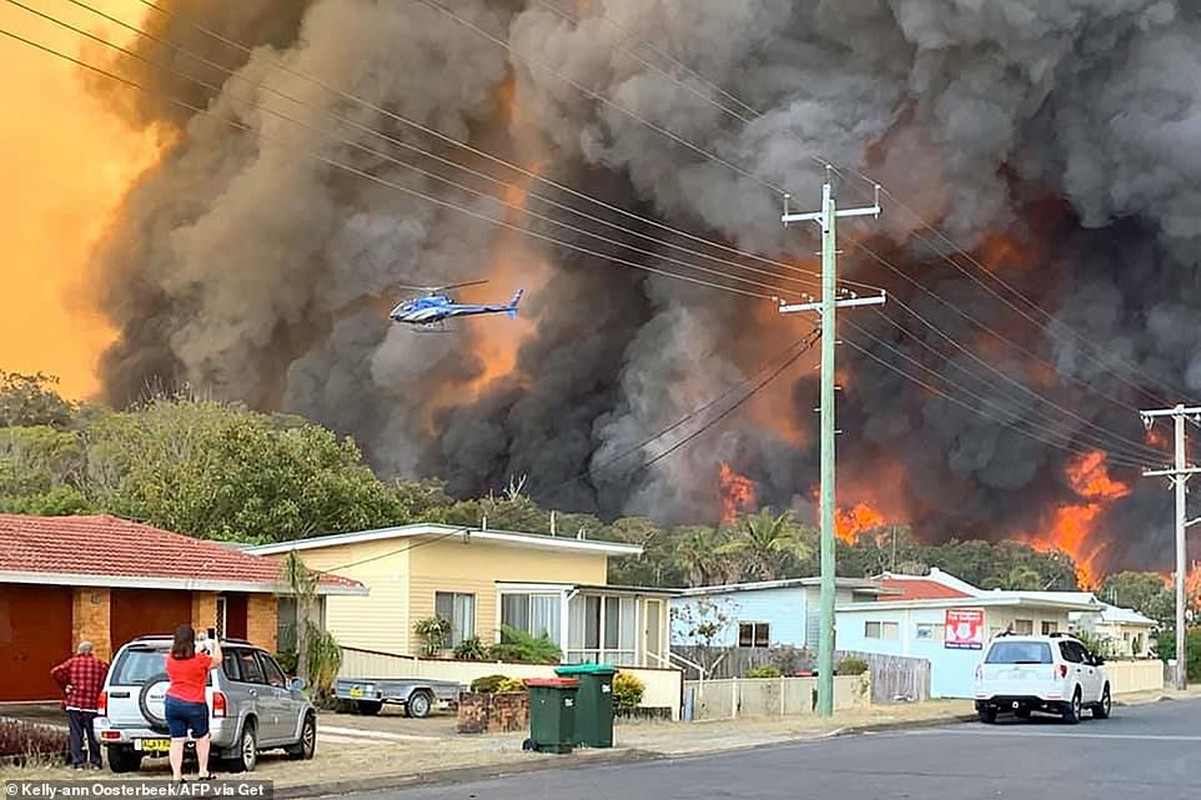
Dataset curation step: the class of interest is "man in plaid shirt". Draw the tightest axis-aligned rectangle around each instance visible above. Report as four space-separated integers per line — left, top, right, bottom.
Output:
51 641 109 769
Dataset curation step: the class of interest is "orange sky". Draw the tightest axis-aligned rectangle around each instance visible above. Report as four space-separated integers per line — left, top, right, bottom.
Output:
0 0 161 399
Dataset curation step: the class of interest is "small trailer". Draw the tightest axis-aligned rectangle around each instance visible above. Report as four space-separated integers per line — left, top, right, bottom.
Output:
333 676 465 718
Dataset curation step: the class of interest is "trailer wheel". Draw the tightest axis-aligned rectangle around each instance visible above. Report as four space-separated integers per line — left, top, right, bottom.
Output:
356 700 383 716
405 690 433 719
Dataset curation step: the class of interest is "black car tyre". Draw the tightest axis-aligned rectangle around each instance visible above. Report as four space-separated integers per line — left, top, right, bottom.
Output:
285 713 317 760
224 721 258 773
405 691 433 719
1093 684 1112 719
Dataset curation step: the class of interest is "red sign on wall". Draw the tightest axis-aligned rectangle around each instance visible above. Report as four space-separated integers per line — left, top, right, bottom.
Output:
944 608 985 650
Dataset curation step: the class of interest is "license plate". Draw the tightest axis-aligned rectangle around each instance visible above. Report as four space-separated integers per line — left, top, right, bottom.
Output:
135 739 171 752
349 686 362 698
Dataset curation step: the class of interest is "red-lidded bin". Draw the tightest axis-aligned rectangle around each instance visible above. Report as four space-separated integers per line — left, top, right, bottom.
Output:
523 677 580 754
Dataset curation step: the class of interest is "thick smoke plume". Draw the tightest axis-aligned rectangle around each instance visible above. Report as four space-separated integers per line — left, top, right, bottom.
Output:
87 0 1201 576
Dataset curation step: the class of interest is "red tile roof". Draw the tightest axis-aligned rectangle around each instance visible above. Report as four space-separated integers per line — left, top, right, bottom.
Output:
876 577 973 601
0 514 363 593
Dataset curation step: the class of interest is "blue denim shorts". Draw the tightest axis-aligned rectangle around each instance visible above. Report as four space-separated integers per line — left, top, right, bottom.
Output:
164 696 209 738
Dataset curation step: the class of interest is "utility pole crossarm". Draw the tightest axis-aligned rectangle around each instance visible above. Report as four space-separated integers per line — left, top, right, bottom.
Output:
779 294 887 313
1142 466 1201 478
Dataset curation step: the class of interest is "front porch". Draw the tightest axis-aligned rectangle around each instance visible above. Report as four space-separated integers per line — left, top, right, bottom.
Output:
496 582 679 667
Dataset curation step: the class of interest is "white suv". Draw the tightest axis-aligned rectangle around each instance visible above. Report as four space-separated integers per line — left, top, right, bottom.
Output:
972 632 1111 724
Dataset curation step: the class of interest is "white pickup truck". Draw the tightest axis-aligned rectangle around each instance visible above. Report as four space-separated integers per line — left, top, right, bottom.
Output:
972 632 1112 724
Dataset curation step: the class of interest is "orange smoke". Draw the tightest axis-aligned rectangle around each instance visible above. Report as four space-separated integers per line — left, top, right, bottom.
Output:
1018 451 1130 590
718 462 756 526
834 503 886 545
0 1 163 399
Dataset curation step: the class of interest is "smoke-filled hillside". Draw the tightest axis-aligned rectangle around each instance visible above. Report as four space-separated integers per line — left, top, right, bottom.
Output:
82 0 1201 582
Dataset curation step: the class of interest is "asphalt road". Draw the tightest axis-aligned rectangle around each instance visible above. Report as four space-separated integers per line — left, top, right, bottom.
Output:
345 698 1201 800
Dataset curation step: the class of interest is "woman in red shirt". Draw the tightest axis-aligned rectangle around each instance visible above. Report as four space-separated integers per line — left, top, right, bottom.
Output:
165 624 223 782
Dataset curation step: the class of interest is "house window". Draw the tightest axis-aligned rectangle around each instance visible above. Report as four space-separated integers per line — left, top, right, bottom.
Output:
1041 621 1058 635
915 623 943 641
1013 619 1034 635
434 592 476 647
567 594 637 664
865 621 899 640
738 622 770 648
500 593 562 644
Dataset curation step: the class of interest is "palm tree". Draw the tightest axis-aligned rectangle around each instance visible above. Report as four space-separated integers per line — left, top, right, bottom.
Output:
673 526 736 587
721 508 810 582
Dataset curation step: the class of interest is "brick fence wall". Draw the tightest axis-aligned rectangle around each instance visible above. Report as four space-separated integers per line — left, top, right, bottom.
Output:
457 692 530 734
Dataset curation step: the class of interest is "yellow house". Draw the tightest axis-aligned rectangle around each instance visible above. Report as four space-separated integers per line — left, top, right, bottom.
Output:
245 523 676 668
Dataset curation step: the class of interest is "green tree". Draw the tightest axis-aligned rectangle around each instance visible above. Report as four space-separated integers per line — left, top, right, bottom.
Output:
0 371 76 428
81 397 406 542
673 525 737 587
1099 571 1175 627
720 508 810 581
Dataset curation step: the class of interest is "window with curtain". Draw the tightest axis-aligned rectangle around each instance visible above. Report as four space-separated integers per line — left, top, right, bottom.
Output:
499 592 561 644
566 594 637 664
434 592 476 647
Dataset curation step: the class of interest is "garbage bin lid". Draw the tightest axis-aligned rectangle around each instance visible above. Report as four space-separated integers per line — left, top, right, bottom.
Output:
553 663 617 675
523 677 580 688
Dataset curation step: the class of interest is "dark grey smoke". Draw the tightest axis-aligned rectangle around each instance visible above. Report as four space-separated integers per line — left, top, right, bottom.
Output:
86 0 1201 576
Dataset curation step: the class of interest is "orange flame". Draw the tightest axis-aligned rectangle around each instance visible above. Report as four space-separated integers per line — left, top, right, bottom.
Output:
718 462 756 527
834 503 886 545
1017 451 1130 590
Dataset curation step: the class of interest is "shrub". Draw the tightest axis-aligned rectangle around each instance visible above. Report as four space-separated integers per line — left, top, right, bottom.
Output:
0 719 69 762
836 657 869 676
414 617 452 657
746 665 781 678
612 672 645 711
274 650 299 675
496 678 527 693
454 636 489 661
487 625 562 664
470 674 511 694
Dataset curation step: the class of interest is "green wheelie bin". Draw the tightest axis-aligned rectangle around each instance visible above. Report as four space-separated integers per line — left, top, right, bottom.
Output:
522 677 579 754
553 663 616 748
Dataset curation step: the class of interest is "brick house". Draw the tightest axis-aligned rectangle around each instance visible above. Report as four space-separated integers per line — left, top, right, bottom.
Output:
0 514 366 703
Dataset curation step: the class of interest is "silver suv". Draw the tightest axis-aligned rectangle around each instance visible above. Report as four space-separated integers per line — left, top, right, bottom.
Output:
95 635 317 773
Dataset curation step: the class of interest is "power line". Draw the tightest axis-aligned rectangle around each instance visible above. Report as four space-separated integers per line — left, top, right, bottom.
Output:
529 0 756 125
626 328 822 476
60 0 820 298
842 318 1146 470
835 168 1191 406
542 329 821 496
867 306 1160 465
24 0 804 300
0 23 775 301
410 0 787 196
125 0 881 294
849 237 1149 418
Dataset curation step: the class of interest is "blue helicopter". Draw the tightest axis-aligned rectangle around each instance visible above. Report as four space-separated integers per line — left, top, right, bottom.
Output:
388 280 524 331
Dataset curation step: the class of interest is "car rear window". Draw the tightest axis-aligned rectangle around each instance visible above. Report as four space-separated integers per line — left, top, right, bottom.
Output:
110 647 214 686
985 641 1053 664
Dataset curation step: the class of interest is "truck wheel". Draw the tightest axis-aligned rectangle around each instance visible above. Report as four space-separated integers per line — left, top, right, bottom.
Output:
1093 684 1112 719
405 691 433 719
1062 689 1082 725
224 721 258 773
285 713 317 760
356 700 383 716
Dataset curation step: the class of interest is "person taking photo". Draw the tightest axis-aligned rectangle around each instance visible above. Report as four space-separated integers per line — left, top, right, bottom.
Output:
164 624 222 782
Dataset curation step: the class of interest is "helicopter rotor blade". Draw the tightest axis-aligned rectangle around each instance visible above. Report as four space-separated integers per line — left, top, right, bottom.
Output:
393 279 489 293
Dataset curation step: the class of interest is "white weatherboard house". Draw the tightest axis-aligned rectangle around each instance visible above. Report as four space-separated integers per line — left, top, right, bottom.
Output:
670 577 890 651
834 569 1142 698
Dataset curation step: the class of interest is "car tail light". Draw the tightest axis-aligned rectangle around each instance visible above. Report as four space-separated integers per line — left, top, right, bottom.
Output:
211 691 228 718
100 731 120 741
97 691 107 717
1058 664 1068 678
